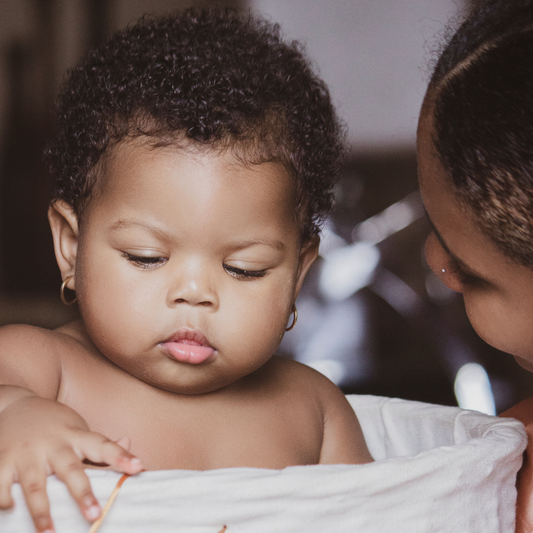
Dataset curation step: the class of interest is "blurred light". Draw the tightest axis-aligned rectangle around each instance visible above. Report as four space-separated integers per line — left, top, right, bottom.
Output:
319 242 380 300
454 363 496 415
371 269 421 317
319 222 348 256
291 297 373 387
352 191 424 244
425 272 456 304
306 359 346 385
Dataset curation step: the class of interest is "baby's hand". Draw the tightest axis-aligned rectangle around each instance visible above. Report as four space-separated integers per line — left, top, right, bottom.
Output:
0 394 143 533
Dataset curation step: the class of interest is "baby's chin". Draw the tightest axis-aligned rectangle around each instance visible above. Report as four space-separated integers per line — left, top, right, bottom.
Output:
514 355 533 373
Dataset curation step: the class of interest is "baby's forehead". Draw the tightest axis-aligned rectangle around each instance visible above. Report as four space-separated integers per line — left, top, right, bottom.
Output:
81 136 301 242
93 136 295 198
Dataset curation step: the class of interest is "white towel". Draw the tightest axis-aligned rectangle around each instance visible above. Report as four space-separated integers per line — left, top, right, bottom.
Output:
2 395 526 532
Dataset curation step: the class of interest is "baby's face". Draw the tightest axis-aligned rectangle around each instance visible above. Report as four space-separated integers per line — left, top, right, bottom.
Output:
70 139 317 394
418 112 533 370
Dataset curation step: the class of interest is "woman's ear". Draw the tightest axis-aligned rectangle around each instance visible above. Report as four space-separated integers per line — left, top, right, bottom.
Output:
48 200 80 288
294 236 320 296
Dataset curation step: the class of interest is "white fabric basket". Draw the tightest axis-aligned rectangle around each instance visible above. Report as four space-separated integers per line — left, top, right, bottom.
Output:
2 395 526 532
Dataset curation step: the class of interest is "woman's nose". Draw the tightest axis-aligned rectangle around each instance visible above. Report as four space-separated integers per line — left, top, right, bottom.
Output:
425 232 464 293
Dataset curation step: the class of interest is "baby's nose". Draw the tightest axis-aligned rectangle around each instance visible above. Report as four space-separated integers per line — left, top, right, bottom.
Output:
166 264 218 308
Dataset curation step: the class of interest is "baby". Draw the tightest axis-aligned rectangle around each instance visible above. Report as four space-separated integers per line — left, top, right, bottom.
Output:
0 9 372 533
417 0 533 530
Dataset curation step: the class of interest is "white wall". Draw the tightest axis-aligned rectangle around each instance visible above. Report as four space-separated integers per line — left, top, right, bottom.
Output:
250 0 465 151
0 0 466 152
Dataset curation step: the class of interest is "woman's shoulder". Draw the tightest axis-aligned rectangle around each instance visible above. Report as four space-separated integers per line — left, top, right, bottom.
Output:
501 396 533 427
501 397 533 533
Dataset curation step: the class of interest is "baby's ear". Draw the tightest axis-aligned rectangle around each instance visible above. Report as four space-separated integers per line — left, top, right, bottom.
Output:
48 200 80 283
295 236 320 296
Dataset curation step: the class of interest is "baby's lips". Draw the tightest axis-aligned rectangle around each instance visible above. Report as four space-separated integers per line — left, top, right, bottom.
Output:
163 341 214 364
161 328 216 364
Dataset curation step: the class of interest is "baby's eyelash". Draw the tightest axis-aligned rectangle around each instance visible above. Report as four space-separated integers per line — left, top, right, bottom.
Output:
224 264 267 280
122 252 167 269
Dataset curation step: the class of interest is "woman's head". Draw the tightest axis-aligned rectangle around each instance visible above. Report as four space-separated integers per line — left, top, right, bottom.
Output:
419 0 533 364
425 0 533 267
419 108 533 366
46 8 345 242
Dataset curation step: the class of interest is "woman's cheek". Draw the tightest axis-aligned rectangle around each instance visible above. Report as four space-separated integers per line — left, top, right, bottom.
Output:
463 297 493 347
514 355 533 372
463 296 521 358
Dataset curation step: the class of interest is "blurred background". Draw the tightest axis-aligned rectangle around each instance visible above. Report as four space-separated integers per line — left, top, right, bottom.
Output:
1 0 532 413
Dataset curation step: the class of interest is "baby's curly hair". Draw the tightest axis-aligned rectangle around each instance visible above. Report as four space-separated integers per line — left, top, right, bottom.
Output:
46 8 345 241
428 0 533 266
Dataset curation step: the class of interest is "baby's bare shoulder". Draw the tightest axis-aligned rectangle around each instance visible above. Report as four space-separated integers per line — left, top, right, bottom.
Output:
261 357 354 426
0 323 78 398
269 357 372 464
0 323 65 356
267 356 347 396
267 357 373 465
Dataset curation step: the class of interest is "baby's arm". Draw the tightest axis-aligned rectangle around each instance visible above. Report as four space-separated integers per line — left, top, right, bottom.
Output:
0 325 143 533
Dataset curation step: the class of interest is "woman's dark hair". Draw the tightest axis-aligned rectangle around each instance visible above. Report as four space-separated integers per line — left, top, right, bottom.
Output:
428 0 533 266
46 8 345 240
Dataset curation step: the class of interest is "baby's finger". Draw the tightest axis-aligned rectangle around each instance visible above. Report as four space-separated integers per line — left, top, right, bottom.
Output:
17 466 54 533
0 465 15 509
75 433 143 475
114 436 131 452
51 448 101 522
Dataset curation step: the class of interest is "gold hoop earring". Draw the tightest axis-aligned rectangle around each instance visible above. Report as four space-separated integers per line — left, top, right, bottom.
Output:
286 305 298 332
60 276 77 306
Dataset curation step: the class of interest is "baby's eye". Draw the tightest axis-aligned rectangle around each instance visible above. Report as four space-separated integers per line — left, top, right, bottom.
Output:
224 264 267 280
122 252 167 270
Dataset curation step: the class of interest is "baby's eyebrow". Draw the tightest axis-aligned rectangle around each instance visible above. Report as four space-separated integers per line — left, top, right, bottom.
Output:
108 220 285 251
109 219 173 241
228 239 286 251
